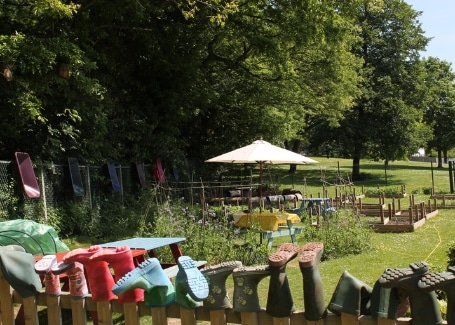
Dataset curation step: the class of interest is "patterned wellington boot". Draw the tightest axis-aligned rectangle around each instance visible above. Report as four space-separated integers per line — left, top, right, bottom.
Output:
63 245 116 302
232 265 270 312
90 246 143 303
299 242 327 321
379 261 443 325
52 261 88 297
35 255 60 295
419 265 455 325
201 261 243 310
174 256 209 309
328 270 373 316
112 258 175 307
266 243 299 317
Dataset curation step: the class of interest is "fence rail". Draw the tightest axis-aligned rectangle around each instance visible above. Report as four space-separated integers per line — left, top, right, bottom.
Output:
0 269 428 325
6 292 416 325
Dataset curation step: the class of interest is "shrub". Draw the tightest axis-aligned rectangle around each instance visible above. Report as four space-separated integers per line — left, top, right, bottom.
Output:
138 200 269 266
365 186 405 197
300 209 373 260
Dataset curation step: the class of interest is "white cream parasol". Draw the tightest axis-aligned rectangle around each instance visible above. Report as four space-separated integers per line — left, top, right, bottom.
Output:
205 139 318 207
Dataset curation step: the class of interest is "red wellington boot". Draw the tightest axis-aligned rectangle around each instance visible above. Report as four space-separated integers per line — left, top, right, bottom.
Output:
63 246 116 302
90 246 143 303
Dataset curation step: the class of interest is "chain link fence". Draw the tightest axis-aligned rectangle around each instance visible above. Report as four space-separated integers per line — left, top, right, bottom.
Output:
0 160 160 221
0 157 268 224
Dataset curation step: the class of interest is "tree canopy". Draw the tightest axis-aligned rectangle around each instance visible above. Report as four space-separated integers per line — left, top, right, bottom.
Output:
1 0 453 179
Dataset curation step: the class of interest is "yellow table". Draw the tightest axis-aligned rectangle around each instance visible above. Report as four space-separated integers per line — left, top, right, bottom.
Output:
233 211 300 231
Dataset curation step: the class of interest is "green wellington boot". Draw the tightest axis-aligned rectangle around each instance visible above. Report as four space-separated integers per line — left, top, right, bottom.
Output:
419 265 455 325
175 256 209 309
266 243 299 317
299 242 327 321
112 257 175 307
328 270 373 316
201 261 243 310
0 250 42 298
379 261 443 325
369 280 399 320
233 265 270 312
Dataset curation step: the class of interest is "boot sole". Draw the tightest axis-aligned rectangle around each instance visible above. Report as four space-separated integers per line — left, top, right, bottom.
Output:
299 242 324 269
379 262 428 288
419 266 455 291
177 256 209 301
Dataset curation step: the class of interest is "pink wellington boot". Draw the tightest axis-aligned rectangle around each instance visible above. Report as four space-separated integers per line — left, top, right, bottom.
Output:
90 246 143 303
35 255 61 295
63 246 116 302
52 261 88 297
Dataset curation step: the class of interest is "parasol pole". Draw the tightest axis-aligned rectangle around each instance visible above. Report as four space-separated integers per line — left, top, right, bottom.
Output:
259 161 263 213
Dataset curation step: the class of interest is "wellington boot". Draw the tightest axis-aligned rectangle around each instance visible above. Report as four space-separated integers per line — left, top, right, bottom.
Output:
232 265 270 312
418 266 455 325
63 246 116 302
35 255 60 295
112 258 174 307
43 272 61 296
369 280 399 319
328 270 372 316
299 242 327 321
91 246 143 303
176 256 209 301
379 261 442 325
144 282 176 307
266 244 299 317
0 250 42 297
201 261 242 310
50 261 89 298
175 271 201 309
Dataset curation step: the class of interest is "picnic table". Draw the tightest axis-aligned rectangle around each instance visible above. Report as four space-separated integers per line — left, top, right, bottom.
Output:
232 211 302 248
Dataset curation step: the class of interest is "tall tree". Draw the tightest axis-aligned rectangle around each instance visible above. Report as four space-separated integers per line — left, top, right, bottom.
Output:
309 0 430 179
188 0 363 163
420 57 455 167
0 0 107 162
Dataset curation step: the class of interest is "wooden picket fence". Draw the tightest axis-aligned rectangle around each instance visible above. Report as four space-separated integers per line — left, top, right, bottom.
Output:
0 269 431 325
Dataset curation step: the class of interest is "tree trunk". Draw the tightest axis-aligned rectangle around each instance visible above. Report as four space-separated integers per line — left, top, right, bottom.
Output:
444 149 448 164
438 149 443 168
352 140 362 181
288 140 300 174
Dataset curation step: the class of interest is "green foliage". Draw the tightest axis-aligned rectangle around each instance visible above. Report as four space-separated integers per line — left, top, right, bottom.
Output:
447 241 455 267
137 200 269 266
365 186 405 196
300 209 374 260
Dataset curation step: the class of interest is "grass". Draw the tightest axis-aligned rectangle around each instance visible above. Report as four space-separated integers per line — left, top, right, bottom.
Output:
265 210 454 310
218 157 455 309
264 157 450 199
247 157 455 310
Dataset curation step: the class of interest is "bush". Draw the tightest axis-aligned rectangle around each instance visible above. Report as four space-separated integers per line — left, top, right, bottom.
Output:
138 200 269 266
365 186 405 197
300 209 373 260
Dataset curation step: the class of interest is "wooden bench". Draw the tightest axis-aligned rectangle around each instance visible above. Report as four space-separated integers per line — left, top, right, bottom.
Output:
163 260 207 279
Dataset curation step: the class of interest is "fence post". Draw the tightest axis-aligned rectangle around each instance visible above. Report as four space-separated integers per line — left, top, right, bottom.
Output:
450 161 454 194
40 168 48 220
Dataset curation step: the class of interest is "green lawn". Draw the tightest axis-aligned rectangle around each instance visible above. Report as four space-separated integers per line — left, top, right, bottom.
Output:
244 157 455 310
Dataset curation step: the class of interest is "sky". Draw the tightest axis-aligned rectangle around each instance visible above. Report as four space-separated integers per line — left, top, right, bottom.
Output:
406 0 455 67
